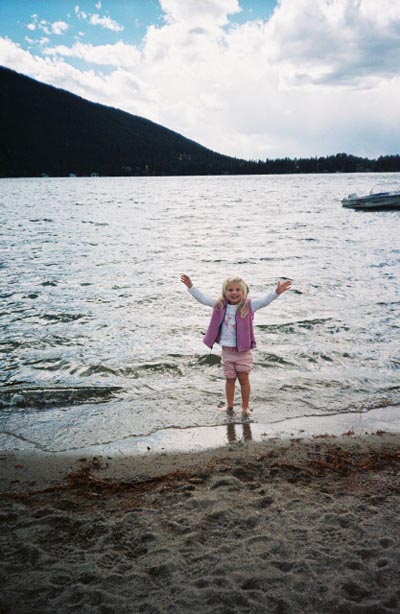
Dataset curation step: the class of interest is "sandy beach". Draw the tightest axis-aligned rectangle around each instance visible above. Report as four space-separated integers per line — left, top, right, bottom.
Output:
1 432 399 614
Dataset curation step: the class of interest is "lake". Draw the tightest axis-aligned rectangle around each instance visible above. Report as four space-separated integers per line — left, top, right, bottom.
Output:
1 173 399 454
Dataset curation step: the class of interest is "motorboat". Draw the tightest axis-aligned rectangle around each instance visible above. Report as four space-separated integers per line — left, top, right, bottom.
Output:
341 184 400 210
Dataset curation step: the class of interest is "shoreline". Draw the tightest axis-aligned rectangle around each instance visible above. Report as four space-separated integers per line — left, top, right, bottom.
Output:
1 427 399 494
0 405 400 464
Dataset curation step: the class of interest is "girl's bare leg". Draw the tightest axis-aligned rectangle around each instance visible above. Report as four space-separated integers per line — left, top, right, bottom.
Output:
225 377 236 411
237 372 251 415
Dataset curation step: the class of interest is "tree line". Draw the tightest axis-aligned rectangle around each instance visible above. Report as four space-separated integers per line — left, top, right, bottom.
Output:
234 153 400 175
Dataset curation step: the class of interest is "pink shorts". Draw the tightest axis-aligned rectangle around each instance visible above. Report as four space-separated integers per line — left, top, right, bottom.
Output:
221 347 254 379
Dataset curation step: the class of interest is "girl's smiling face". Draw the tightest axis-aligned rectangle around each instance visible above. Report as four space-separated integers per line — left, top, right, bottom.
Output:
225 283 245 304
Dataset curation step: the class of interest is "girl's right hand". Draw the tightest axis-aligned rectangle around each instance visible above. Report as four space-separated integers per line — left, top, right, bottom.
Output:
180 274 193 288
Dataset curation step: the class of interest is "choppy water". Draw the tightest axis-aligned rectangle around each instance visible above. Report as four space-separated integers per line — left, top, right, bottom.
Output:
1 174 399 453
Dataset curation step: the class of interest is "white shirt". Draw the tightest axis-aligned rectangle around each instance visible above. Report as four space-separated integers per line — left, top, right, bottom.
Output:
219 303 239 347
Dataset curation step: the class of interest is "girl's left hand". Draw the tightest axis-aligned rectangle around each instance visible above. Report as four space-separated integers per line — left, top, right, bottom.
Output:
276 280 292 295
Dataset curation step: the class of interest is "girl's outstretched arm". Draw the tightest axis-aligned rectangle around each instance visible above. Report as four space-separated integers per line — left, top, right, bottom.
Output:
276 280 292 295
180 273 193 288
181 274 216 308
252 279 292 311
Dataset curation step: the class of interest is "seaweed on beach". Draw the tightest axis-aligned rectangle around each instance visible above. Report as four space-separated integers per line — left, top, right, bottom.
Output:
3 439 400 512
308 445 400 476
3 457 202 511
263 445 400 487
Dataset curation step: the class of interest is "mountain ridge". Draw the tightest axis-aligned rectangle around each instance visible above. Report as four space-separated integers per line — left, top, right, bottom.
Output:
1 66 399 177
0 66 246 177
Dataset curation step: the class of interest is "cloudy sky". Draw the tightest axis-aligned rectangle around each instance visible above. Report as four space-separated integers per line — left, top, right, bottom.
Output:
1 0 399 160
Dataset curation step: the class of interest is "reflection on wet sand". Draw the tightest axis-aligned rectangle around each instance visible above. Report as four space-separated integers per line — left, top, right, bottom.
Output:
226 420 253 443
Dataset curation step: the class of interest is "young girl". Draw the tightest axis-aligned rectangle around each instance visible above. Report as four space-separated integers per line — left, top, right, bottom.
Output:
181 274 292 417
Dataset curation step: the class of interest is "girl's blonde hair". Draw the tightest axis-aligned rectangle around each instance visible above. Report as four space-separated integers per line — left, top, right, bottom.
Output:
216 276 250 318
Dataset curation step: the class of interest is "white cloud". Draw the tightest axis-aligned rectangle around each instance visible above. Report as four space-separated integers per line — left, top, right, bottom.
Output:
89 13 124 32
160 0 241 26
38 20 51 35
73 6 123 32
1 37 71 79
266 0 400 87
43 41 140 68
52 21 69 36
75 6 88 20
3 0 400 159
25 15 69 37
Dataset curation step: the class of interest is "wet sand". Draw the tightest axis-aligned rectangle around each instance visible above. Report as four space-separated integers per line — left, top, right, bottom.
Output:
1 433 399 613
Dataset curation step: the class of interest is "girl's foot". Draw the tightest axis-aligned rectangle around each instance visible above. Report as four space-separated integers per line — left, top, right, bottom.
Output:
219 405 234 413
242 406 251 417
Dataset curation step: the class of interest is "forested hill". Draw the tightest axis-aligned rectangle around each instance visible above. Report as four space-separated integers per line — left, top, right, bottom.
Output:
0 67 246 177
0 66 399 177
